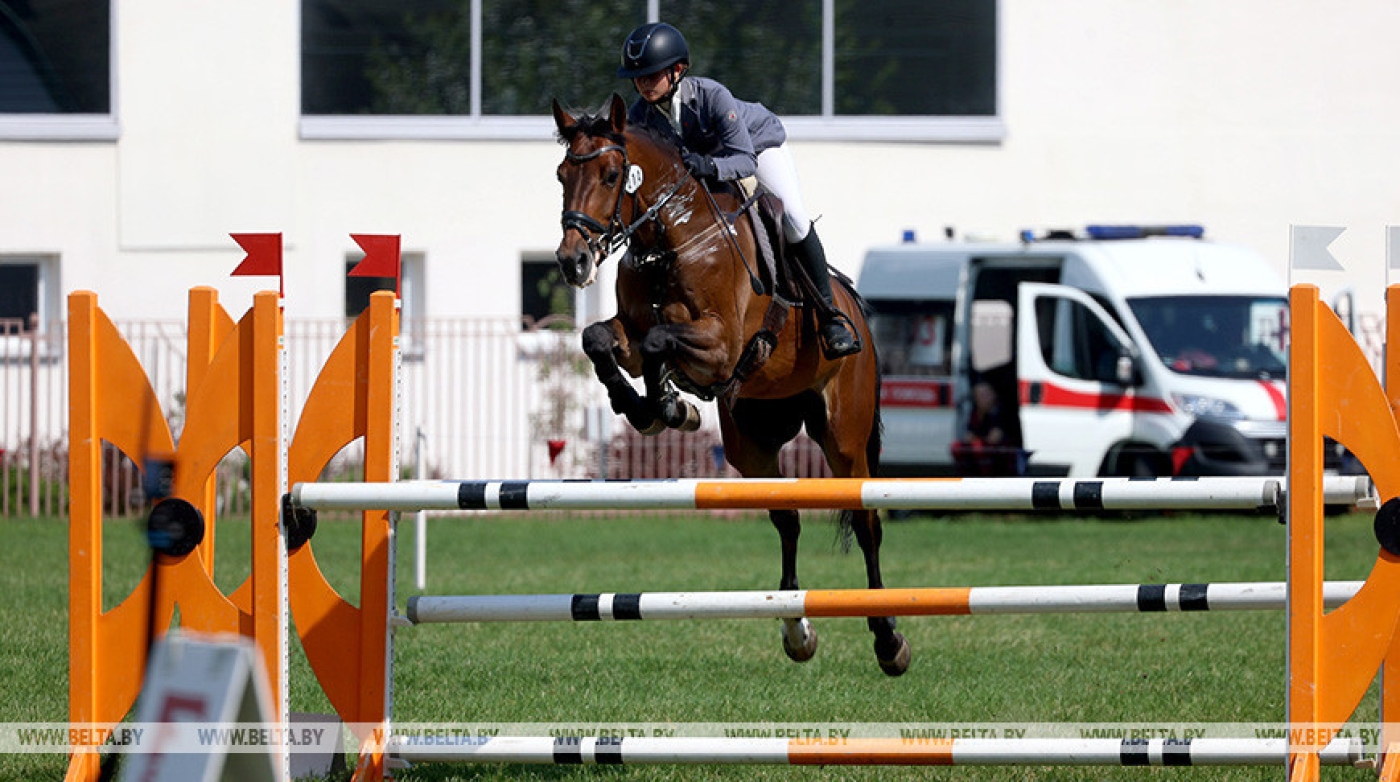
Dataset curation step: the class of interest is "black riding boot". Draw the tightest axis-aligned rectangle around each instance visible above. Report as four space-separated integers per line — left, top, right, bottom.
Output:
791 228 861 359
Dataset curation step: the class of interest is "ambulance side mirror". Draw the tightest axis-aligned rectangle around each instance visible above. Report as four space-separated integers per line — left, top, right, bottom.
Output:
1097 346 1141 387
1114 350 1142 387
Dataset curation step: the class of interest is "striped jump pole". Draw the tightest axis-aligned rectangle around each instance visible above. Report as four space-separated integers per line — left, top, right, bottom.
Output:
392 735 1362 768
289 475 1374 514
405 580 1364 624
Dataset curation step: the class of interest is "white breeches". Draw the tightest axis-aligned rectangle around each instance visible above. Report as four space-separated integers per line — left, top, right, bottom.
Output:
755 144 812 243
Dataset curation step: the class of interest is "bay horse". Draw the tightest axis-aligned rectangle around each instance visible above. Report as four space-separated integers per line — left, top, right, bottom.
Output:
552 94 909 676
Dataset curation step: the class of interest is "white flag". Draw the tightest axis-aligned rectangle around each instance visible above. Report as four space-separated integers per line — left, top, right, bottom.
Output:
1289 225 1345 271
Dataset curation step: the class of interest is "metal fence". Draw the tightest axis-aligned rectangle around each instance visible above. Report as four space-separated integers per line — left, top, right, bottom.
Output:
0 315 829 519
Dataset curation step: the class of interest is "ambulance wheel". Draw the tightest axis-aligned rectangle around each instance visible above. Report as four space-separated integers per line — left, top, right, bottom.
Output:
1109 449 1161 478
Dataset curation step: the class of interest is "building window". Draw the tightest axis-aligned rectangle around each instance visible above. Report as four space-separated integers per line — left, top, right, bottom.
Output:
834 0 995 116
302 0 641 117
0 255 57 326
344 261 395 321
300 0 1000 142
0 1 116 140
521 255 574 330
0 263 37 322
0 255 60 359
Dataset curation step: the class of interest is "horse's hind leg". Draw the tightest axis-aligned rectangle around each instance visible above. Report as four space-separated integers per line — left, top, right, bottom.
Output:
816 371 911 676
721 399 816 663
845 509 910 676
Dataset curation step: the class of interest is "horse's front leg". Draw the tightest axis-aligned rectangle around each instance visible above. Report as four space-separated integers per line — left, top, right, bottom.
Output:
581 318 663 435
638 321 728 431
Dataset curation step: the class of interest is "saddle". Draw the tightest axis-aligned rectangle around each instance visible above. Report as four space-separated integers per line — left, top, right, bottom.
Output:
718 183 797 302
707 182 848 405
717 181 850 318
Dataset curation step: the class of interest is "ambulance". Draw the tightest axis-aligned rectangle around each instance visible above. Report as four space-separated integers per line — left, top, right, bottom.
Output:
857 225 1296 478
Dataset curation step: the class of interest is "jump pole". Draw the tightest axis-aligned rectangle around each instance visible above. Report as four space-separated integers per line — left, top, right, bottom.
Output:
289 475 1373 514
392 735 1362 768
293 278 1400 776
405 580 1364 624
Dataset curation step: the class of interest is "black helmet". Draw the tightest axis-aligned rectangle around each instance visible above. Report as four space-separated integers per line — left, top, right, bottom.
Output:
617 23 689 79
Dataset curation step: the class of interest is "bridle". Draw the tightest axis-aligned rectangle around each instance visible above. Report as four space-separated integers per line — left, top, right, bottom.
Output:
560 140 687 264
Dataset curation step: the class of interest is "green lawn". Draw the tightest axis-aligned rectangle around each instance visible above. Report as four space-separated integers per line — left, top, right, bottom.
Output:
1 509 1384 780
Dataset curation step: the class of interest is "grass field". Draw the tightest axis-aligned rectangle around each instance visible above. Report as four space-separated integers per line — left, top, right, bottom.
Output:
1 508 1385 780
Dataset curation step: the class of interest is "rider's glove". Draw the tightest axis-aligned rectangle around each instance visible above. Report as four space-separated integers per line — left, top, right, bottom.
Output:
682 152 718 180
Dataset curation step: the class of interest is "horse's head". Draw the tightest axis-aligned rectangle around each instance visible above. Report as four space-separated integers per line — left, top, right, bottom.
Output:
553 94 632 289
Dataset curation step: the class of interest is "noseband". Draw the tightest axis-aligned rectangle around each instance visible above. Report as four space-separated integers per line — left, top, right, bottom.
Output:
560 141 687 264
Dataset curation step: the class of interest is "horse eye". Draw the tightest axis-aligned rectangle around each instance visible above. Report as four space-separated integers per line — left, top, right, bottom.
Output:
604 169 621 187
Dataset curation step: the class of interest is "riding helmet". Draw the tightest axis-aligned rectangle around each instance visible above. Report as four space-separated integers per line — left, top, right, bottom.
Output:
617 22 690 78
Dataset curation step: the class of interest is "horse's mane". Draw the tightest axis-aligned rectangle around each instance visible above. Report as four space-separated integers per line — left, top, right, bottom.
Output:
554 107 623 147
554 101 677 161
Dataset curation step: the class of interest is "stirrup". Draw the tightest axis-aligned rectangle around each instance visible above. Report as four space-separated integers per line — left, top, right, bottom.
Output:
820 314 861 360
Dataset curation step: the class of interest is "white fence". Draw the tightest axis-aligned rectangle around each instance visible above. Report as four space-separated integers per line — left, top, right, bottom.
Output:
3 316 827 518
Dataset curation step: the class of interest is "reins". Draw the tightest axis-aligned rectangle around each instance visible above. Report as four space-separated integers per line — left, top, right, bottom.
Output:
694 181 765 295
559 132 785 404
560 142 687 263
560 136 762 298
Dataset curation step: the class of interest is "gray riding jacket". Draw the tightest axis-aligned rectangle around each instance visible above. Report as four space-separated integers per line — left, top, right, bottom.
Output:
627 76 787 182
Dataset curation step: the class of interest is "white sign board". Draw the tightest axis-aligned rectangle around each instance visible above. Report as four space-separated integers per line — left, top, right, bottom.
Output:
119 632 282 782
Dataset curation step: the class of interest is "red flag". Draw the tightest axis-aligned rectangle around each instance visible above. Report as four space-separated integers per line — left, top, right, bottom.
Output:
547 439 567 465
230 233 284 297
230 233 283 278
349 234 402 296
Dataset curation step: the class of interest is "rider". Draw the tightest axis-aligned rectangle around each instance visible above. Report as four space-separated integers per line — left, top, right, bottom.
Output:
616 22 861 359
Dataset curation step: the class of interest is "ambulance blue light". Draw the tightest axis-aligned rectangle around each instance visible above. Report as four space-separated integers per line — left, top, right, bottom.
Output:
1086 224 1205 240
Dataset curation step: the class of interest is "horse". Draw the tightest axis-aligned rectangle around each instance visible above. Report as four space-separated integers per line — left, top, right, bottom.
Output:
552 94 909 676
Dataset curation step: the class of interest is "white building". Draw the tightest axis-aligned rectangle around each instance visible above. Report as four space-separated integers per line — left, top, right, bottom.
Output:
1 1 1397 482
3 1 1397 327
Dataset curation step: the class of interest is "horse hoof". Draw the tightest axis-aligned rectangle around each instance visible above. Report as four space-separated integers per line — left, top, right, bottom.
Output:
677 401 702 432
636 419 666 436
876 633 911 677
780 618 818 663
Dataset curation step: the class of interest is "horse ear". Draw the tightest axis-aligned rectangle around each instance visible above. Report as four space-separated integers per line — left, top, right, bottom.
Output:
551 99 574 133
608 93 628 132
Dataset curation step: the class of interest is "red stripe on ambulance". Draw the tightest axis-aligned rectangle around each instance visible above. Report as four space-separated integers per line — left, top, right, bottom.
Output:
1020 380 1173 413
1256 379 1286 420
880 379 953 408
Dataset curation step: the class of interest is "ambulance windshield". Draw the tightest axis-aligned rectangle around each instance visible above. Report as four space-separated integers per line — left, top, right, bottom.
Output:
1127 295 1289 380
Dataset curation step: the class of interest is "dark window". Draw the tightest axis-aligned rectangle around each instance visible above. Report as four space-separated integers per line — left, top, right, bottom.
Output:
0 263 37 319
303 0 643 116
663 1 821 115
480 1 645 115
300 0 995 119
0 1 110 113
521 257 573 328
869 300 955 377
344 261 395 319
835 0 996 115
1035 296 1121 383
